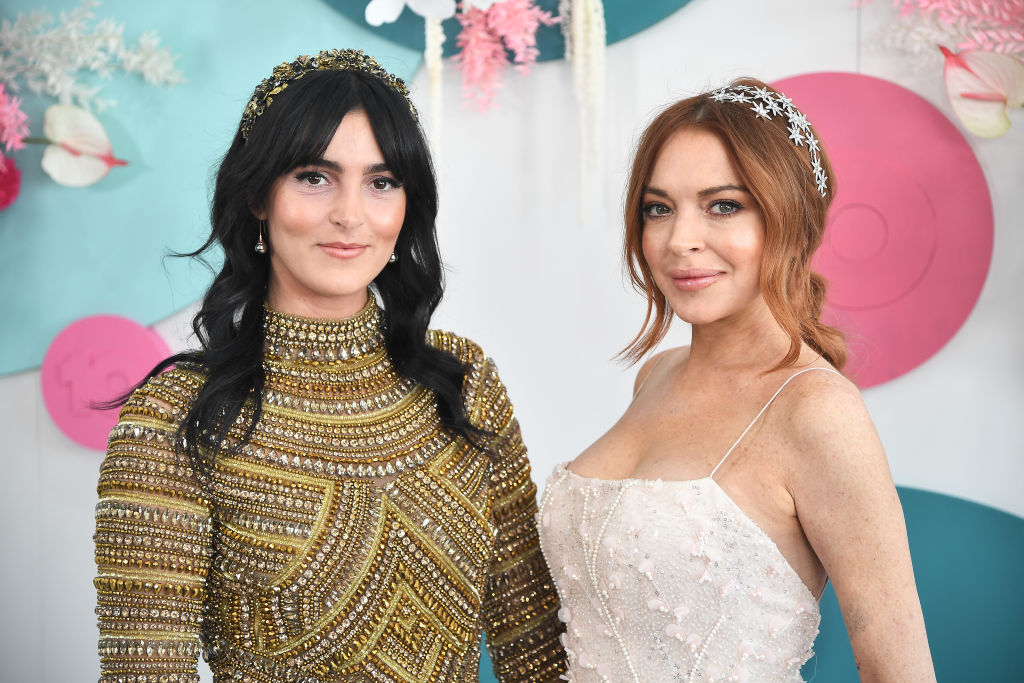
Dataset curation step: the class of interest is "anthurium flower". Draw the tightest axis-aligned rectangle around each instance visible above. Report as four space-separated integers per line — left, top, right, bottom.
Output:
39 104 127 187
365 0 457 26
940 46 1024 138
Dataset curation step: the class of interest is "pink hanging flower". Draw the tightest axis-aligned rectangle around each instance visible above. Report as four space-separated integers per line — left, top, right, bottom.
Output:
0 83 30 153
0 154 22 210
454 0 558 110
940 46 1024 136
487 0 559 72
39 104 127 186
455 6 508 109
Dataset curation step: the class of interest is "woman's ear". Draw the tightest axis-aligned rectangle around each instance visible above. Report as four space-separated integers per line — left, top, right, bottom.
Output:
249 196 268 221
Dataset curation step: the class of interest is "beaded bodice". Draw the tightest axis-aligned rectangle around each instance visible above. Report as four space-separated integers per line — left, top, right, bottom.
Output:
537 465 819 683
94 297 566 683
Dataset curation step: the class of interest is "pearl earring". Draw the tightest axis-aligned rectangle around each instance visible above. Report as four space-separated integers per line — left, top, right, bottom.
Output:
255 221 267 254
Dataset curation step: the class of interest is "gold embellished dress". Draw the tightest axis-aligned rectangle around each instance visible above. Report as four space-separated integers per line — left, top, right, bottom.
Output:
94 298 566 683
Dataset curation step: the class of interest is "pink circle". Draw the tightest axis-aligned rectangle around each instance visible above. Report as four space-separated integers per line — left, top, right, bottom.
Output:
41 315 171 451
828 203 887 264
774 73 993 387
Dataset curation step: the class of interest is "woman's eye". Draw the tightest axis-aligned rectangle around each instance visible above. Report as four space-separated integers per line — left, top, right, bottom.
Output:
709 200 740 215
370 176 400 191
643 202 671 218
295 171 327 186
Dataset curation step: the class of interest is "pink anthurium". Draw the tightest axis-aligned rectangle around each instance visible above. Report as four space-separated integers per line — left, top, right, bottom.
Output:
940 46 1024 138
38 104 127 187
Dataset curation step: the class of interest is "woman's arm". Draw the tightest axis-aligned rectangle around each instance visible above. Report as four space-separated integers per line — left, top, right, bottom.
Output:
784 373 935 682
462 349 568 682
94 369 213 683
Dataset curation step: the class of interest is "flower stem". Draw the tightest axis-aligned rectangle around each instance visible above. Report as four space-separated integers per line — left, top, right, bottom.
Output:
23 137 54 145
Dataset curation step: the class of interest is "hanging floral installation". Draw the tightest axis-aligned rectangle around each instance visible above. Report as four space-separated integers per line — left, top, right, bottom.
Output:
0 0 183 207
455 1 559 110
862 0 1024 136
559 0 605 172
365 0 558 150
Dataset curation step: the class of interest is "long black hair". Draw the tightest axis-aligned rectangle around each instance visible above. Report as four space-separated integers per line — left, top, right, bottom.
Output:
126 68 484 472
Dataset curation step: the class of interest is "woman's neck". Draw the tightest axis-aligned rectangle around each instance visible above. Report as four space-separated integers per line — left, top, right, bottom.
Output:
265 286 371 321
686 301 794 371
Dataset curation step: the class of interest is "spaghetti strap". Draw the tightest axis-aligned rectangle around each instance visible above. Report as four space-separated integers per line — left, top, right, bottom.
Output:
709 367 841 479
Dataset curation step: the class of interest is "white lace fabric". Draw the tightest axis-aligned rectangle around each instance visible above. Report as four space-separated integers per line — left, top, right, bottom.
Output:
538 464 820 683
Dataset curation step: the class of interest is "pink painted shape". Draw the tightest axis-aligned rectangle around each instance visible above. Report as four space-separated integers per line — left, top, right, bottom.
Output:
41 315 171 451
774 72 993 387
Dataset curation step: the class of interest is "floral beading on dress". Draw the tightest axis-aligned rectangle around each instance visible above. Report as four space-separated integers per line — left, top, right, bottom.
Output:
538 465 819 683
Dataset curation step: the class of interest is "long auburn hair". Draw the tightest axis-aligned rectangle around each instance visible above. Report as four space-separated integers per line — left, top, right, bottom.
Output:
119 68 487 473
621 77 846 372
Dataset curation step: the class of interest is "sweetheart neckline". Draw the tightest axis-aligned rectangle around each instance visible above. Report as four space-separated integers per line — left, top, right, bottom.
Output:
551 462 824 603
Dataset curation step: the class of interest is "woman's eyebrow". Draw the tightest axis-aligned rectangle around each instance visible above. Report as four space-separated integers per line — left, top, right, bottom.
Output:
643 186 670 198
697 184 748 197
301 160 391 175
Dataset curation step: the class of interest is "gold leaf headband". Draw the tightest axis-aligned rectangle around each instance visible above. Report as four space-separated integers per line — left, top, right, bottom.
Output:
239 48 417 140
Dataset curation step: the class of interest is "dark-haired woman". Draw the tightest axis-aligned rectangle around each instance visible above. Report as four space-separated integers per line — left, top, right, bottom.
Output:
537 79 934 681
93 49 565 683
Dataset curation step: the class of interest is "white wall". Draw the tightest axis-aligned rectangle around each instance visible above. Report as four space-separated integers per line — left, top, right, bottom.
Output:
1 1 1021 680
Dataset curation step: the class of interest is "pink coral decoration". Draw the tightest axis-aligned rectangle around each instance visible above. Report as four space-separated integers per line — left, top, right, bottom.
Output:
0 83 30 153
455 0 558 109
940 46 1024 136
892 0 1024 56
488 0 557 70
0 154 21 210
455 7 509 109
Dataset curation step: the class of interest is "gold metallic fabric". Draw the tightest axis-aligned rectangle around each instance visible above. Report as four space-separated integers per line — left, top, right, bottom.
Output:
94 298 566 682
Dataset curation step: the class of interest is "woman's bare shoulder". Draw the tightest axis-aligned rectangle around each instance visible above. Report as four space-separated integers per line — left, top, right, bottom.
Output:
774 365 887 480
633 346 690 395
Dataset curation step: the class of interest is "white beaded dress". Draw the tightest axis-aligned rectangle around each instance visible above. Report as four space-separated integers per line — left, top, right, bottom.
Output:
537 368 838 682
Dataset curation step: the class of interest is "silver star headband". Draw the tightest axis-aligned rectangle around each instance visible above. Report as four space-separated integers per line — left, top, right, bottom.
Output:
710 85 828 197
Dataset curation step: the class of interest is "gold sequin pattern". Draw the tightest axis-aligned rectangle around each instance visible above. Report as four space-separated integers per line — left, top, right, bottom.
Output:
94 297 566 682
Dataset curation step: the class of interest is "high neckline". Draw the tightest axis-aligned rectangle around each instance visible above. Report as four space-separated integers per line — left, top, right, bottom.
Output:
263 295 384 363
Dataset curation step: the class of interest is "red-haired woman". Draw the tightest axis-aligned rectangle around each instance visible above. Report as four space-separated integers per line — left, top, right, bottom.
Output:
537 79 935 682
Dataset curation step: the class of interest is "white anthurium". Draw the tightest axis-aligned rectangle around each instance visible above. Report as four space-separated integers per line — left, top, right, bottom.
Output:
940 46 1024 138
365 0 457 26
40 104 126 187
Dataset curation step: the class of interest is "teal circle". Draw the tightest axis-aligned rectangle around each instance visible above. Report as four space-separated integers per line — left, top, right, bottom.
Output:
0 0 421 375
324 0 695 62
805 487 1024 681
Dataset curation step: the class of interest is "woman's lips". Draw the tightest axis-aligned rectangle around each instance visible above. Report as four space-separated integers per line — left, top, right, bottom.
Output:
670 269 723 291
318 242 367 259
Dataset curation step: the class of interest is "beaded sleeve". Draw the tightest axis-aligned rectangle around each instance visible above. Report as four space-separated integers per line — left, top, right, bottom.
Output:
93 368 213 683
438 335 567 682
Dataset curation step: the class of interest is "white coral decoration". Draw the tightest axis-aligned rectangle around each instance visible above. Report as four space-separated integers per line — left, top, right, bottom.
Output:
710 85 829 197
882 13 963 70
0 0 184 112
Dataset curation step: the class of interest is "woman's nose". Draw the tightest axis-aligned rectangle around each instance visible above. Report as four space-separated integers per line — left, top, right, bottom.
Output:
329 183 364 229
667 214 704 254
